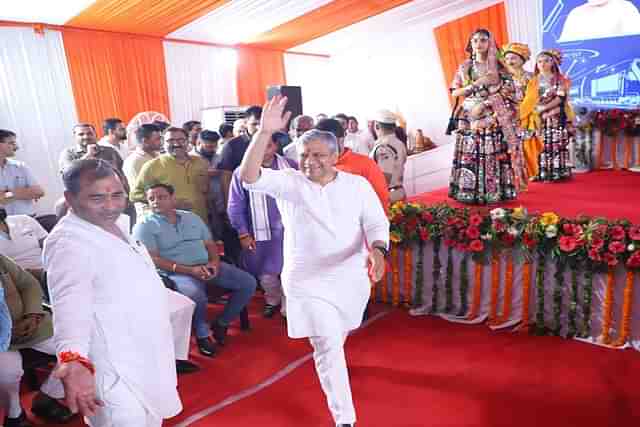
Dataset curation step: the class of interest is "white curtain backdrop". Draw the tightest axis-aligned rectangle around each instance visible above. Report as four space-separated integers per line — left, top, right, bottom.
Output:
163 41 238 126
0 27 79 215
286 0 508 148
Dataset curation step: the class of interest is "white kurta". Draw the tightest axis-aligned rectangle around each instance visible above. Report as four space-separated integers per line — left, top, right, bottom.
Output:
42 212 182 420
245 169 389 338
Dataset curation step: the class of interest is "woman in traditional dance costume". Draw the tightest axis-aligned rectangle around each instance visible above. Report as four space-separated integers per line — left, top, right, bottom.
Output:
520 49 575 182
448 29 518 204
501 42 533 190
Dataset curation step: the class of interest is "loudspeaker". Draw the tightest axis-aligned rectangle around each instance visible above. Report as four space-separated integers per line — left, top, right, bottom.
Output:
267 85 303 126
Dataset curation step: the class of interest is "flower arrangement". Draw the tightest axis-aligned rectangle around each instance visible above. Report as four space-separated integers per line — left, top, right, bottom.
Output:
385 202 637 343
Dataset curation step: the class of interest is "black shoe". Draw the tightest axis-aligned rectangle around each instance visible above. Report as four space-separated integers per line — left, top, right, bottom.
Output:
263 303 280 318
4 411 32 427
211 319 229 346
337 424 354 427
31 392 73 423
176 359 200 374
197 337 217 357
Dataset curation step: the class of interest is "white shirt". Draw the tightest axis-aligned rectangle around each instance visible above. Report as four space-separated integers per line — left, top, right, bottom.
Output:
558 0 640 42
0 215 47 269
98 136 129 162
344 130 374 156
43 212 181 419
245 169 389 338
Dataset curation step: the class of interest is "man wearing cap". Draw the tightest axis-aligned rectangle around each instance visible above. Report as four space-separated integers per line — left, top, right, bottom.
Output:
370 110 408 203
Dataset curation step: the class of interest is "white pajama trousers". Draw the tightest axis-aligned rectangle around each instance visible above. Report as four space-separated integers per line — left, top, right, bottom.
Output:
0 337 64 418
88 365 161 427
167 290 196 360
309 332 356 425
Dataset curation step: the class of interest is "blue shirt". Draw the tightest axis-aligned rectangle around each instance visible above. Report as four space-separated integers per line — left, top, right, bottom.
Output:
0 159 38 215
0 285 11 351
133 210 212 266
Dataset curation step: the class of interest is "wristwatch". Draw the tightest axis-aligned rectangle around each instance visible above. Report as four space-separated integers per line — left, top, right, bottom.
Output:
372 244 388 258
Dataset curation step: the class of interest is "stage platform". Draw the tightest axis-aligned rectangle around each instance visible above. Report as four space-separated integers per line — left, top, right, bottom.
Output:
409 170 640 223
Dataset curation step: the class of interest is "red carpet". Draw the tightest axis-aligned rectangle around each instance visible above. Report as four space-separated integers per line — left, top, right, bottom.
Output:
410 171 640 223
198 310 640 427
16 304 640 426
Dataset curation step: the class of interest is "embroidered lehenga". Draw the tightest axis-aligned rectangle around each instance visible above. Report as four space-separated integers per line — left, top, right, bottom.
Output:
448 32 518 204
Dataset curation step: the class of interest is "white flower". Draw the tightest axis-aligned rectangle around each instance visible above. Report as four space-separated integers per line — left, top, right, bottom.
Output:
508 226 520 236
490 208 506 220
629 244 636 252
481 233 493 240
545 225 558 238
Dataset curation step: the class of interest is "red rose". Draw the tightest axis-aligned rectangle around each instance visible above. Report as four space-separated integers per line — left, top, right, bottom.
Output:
419 228 430 241
501 233 515 246
469 214 483 226
591 238 605 251
627 251 640 268
629 226 640 241
444 239 455 247
455 243 468 252
493 221 506 232
466 226 480 239
447 217 460 226
522 233 537 248
421 211 434 223
603 252 618 267
611 225 626 241
407 217 418 232
562 223 573 234
588 248 602 262
608 241 626 254
469 239 484 252
559 236 578 253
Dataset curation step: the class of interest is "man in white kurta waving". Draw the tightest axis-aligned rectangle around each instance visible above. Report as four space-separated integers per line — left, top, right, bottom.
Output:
43 159 181 426
239 96 389 427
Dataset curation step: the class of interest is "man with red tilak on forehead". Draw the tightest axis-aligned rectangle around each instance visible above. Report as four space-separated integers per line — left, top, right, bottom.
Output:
239 96 389 427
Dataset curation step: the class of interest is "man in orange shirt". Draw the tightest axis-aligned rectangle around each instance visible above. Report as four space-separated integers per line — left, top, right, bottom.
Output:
315 118 389 212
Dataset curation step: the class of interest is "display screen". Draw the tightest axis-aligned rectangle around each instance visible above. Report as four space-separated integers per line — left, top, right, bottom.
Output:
543 0 640 109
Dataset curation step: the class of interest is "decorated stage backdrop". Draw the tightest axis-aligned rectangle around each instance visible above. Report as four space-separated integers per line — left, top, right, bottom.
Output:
372 203 640 352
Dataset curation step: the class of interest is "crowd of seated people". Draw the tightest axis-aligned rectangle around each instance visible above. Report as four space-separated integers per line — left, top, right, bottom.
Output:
0 104 411 426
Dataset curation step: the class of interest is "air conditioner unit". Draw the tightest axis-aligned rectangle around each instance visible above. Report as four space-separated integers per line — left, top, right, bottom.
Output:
201 105 247 131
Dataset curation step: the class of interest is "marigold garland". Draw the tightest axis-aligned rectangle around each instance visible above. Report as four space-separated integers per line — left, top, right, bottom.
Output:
496 254 514 324
467 262 484 320
445 246 454 313
489 253 501 323
600 269 616 344
457 254 470 317
391 244 401 307
520 262 532 332
536 253 547 335
613 270 635 347
403 246 413 307
431 239 442 314
413 242 425 307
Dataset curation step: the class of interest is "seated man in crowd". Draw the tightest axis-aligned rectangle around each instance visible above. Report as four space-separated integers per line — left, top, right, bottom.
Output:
227 132 297 318
315 118 390 212
0 130 45 216
133 183 256 357
130 127 209 225
0 207 48 289
0 254 70 426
